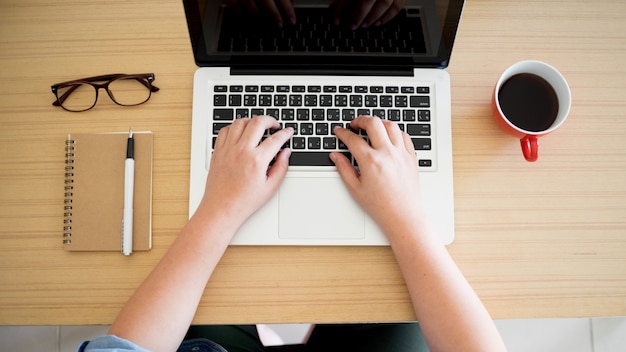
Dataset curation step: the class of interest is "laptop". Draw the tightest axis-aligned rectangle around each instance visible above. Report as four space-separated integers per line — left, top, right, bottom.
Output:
183 0 463 245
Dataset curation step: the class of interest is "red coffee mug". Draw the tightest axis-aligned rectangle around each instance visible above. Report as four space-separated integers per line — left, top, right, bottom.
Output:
492 60 571 162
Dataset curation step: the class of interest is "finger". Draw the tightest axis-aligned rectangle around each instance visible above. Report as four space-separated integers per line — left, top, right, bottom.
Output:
349 115 390 149
330 151 361 193
241 0 259 14
258 125 294 157
266 147 291 187
374 0 403 26
240 115 280 146
259 0 284 26
381 119 405 146
214 123 230 150
277 0 296 25
361 0 392 27
224 118 251 144
330 0 351 26
334 125 370 159
347 0 377 29
401 130 415 154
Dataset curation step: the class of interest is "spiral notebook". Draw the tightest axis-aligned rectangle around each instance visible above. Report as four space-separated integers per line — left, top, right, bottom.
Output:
63 132 153 251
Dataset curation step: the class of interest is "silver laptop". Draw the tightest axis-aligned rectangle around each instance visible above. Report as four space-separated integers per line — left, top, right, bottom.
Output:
183 0 463 245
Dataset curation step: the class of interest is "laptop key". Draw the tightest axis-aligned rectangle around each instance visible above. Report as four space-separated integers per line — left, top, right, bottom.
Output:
323 137 337 149
235 109 249 118
388 109 401 121
342 109 356 121
267 108 280 119
349 95 363 107
213 122 230 134
289 152 349 166
327 109 340 121
214 109 234 120
403 109 416 121
308 137 321 149
292 137 306 149
410 96 430 107
300 123 314 135
411 138 432 150
418 110 431 121
214 95 227 106
229 95 242 106
365 95 378 107
296 109 310 121
312 109 325 120
407 124 431 136
259 94 272 106
419 159 433 167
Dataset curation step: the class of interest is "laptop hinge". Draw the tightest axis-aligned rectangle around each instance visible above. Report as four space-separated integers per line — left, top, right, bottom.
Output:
230 66 415 77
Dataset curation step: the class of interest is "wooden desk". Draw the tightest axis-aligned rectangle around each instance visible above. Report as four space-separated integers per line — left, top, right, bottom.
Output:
1 0 625 325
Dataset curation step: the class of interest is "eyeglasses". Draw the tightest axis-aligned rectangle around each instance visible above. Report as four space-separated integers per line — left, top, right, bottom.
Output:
51 73 160 112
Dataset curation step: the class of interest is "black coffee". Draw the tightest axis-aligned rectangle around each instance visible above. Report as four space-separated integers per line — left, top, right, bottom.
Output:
498 73 559 132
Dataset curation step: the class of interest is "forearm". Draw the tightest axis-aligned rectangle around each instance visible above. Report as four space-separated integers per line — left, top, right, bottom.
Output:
108 202 238 352
106 116 291 352
385 213 506 352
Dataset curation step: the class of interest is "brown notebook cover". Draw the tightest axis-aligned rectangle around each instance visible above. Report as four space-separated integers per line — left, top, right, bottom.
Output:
63 132 153 251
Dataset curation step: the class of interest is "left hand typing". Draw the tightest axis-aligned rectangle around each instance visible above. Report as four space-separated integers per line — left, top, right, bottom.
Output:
199 116 294 229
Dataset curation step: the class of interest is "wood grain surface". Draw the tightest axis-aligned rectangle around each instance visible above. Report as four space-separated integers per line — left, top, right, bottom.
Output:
0 0 624 325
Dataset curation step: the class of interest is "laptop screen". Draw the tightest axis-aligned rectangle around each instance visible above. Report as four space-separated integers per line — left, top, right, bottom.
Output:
183 0 464 71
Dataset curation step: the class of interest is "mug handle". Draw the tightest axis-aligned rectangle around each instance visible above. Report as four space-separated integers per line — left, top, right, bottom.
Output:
520 135 539 162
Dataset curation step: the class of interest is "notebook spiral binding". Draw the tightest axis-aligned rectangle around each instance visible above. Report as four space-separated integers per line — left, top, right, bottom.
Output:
63 137 75 245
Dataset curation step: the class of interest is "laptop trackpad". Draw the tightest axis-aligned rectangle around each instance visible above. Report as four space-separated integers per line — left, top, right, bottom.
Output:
278 177 366 239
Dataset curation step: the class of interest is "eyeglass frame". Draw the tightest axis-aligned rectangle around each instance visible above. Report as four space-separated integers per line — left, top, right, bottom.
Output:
51 73 160 112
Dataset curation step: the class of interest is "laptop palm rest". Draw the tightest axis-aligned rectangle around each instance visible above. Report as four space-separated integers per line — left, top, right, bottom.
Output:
278 177 365 240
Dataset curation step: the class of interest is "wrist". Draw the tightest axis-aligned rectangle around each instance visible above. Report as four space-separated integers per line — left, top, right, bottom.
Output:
189 200 243 244
378 206 437 246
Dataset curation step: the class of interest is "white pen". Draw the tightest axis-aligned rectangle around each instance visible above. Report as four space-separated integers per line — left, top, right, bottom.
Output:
122 129 135 256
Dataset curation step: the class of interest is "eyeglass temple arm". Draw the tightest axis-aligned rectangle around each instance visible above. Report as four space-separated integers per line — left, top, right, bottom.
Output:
137 78 160 92
52 84 80 106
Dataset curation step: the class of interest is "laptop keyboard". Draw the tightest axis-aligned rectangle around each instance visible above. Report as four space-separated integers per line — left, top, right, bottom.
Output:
211 83 434 169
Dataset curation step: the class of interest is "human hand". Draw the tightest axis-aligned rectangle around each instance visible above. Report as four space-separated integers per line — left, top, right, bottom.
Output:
331 116 424 232
199 116 293 230
227 0 296 27
330 0 405 29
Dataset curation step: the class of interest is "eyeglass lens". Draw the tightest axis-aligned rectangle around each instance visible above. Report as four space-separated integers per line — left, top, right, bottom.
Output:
56 77 152 111
108 77 152 105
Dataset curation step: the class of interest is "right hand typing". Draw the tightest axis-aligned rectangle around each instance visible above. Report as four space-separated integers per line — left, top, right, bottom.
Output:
331 116 426 233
